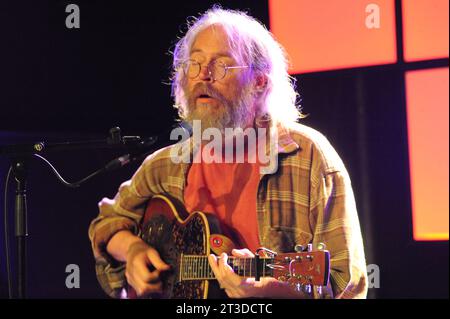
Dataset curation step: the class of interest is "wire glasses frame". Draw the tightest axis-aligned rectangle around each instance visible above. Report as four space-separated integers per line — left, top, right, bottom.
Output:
180 60 250 81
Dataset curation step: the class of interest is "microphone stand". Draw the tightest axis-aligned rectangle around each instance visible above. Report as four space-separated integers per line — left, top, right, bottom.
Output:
0 126 178 298
12 159 27 299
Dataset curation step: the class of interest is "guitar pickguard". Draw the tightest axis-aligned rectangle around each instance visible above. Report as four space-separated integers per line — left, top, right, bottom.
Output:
141 212 208 299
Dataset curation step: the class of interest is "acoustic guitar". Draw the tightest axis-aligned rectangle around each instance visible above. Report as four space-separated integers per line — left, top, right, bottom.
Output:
127 194 330 299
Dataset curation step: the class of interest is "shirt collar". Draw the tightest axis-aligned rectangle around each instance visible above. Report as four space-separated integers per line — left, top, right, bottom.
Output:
273 122 300 155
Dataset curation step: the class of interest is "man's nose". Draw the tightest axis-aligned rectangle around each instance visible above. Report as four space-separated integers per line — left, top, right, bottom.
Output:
198 64 213 82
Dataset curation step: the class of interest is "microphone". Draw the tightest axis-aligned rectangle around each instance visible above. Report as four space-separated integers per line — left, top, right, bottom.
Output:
139 122 192 150
103 123 192 172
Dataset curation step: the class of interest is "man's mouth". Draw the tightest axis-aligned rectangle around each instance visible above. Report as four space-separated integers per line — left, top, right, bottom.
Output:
197 94 214 101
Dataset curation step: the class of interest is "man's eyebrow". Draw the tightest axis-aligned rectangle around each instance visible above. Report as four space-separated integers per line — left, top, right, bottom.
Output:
189 49 233 59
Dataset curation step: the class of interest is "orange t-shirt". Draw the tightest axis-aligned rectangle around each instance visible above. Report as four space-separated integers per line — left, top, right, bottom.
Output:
184 149 261 252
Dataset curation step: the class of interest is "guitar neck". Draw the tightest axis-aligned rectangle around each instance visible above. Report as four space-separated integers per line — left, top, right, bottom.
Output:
180 255 274 281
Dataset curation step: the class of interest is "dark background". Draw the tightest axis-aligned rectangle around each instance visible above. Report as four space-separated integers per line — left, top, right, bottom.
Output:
0 0 448 298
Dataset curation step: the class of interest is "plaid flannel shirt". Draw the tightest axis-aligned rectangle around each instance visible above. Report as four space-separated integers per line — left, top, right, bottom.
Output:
88 122 368 299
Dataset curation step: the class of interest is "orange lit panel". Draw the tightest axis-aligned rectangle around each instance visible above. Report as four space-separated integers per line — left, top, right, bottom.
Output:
402 0 449 62
269 0 397 74
406 67 449 241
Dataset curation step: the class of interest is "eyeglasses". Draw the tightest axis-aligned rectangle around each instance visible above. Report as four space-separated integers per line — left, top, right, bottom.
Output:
180 60 249 81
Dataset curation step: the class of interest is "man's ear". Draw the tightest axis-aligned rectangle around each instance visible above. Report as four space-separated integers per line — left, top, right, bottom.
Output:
254 73 268 92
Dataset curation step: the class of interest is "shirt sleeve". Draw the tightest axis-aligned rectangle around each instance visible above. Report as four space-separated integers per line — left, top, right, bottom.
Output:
88 156 159 298
310 168 368 299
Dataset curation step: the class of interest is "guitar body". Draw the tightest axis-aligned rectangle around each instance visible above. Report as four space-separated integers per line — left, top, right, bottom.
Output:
128 194 227 299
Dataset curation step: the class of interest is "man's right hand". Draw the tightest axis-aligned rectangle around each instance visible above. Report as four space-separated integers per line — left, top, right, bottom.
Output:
106 230 170 298
125 241 171 297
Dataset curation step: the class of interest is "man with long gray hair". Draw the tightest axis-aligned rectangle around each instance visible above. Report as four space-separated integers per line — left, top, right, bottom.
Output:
89 6 368 299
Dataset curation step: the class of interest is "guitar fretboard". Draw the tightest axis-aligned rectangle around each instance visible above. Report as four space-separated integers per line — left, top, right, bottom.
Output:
180 255 274 281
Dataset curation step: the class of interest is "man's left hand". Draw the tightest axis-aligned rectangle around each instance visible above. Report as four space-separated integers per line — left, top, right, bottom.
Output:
208 248 274 298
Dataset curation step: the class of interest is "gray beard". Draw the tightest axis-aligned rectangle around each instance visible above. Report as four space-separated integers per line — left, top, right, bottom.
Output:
184 91 255 133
